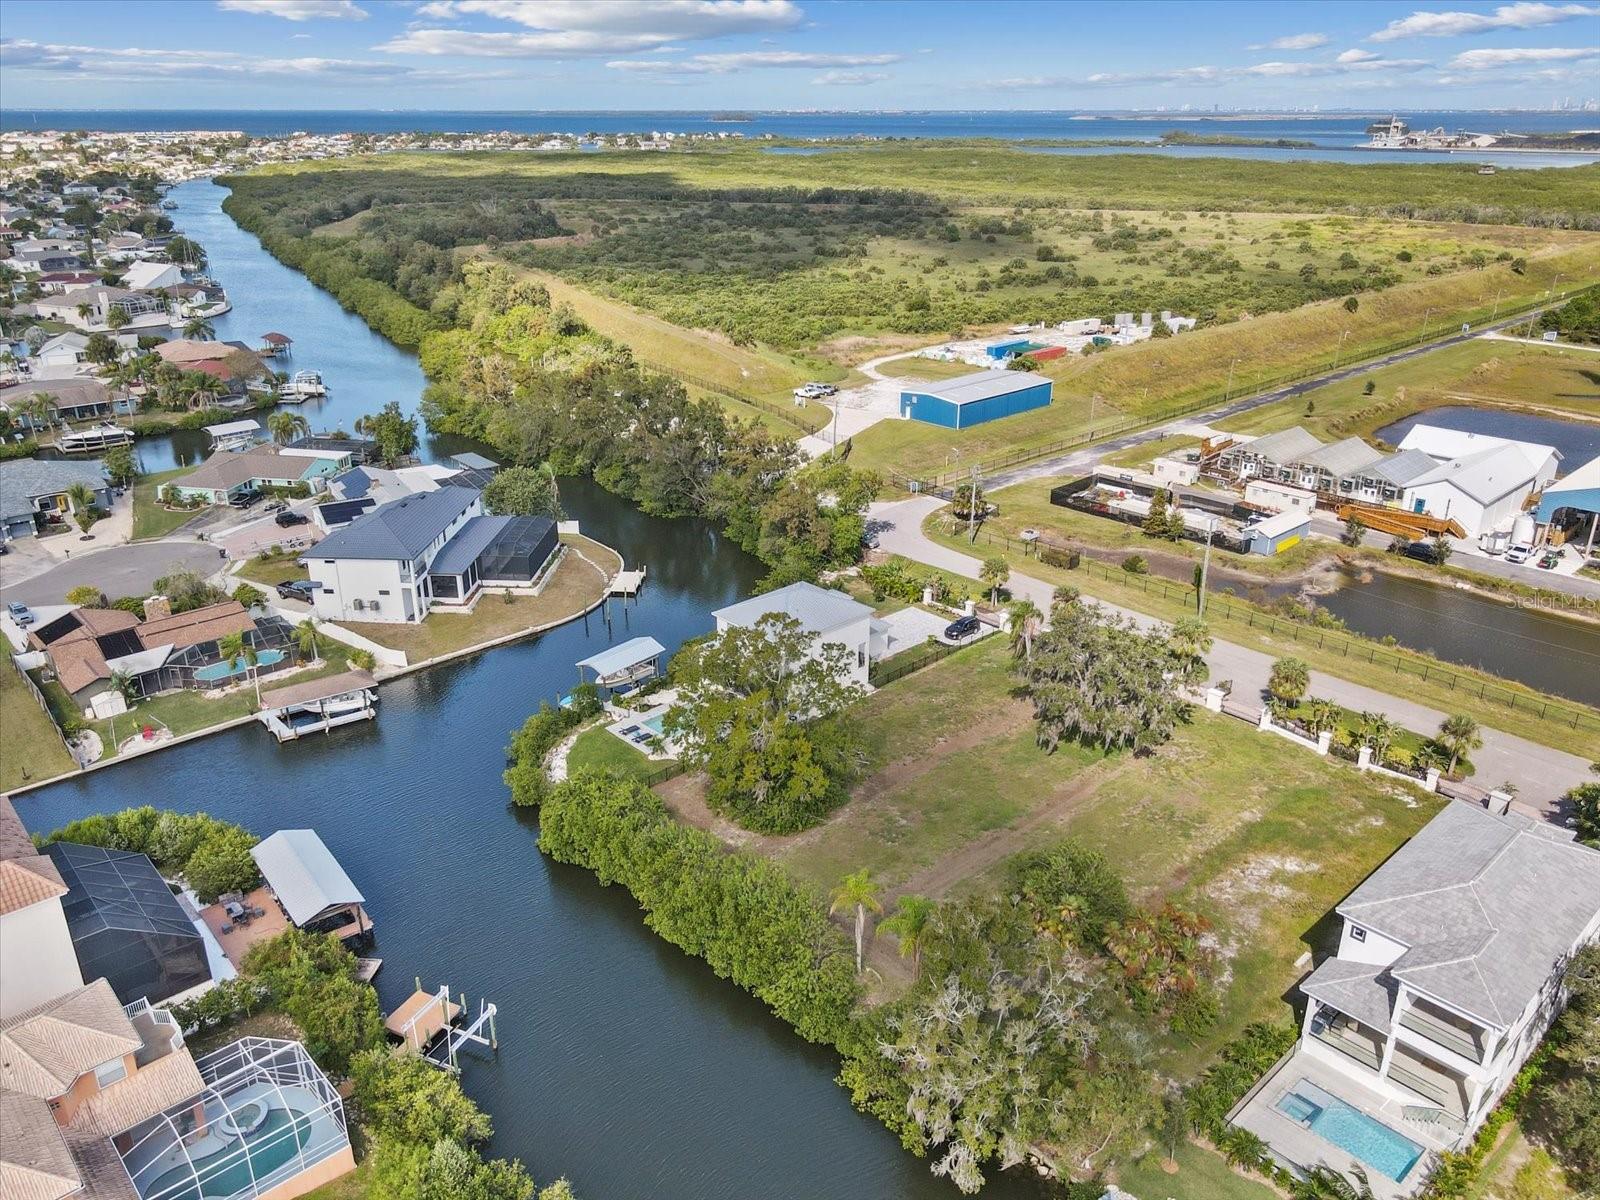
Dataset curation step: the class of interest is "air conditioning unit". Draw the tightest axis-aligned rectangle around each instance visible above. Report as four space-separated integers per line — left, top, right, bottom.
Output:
368 599 380 611
351 598 364 611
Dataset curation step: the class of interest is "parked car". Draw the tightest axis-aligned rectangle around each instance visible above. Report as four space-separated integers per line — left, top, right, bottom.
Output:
1395 541 1441 565
944 614 982 641
793 382 839 400
275 580 317 601
1503 543 1535 565
228 489 261 509
262 499 288 514
6 601 33 626
274 510 310 528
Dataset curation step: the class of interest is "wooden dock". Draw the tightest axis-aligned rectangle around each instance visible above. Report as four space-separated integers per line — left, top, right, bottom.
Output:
386 985 461 1052
609 566 647 596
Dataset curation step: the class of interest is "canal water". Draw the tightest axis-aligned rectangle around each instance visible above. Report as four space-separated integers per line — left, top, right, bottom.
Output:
1316 569 1600 706
1375 404 1600 465
20 183 1044 1199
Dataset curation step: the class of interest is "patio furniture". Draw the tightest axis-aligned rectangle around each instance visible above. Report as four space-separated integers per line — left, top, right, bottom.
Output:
219 923 234 935
249 905 265 918
619 725 640 735
224 901 245 920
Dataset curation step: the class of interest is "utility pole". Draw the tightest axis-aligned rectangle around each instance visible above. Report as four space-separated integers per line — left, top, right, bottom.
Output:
830 393 839 453
1332 329 1349 371
1421 307 1433 343
967 463 979 542
1224 358 1239 398
1198 516 1217 618
1490 290 1503 325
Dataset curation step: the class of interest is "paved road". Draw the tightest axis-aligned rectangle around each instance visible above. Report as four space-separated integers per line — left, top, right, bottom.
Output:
871 495 1594 816
983 318 1561 492
0 540 224 607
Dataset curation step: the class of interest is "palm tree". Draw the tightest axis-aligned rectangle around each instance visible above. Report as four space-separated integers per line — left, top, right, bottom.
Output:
64 482 97 533
1436 713 1481 776
1268 656 1311 707
829 869 882 975
217 632 262 706
1297 1164 1377 1200
1303 698 1342 737
877 894 935 981
267 410 310 445
183 316 215 341
1052 584 1080 608
23 393 56 434
295 618 322 665
1006 599 1042 660
1168 615 1212 684
1359 711 1401 767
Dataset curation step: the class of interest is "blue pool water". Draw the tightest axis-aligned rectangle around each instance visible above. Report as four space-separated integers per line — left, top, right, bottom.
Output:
192 649 287 682
142 1106 313 1200
1275 1080 1425 1182
641 713 666 736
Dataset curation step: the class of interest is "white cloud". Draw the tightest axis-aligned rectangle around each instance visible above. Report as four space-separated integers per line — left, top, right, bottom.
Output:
972 53 1430 91
811 69 886 85
1370 2 1599 41
0 38 479 84
607 49 898 74
216 0 368 20
1250 32 1328 50
1447 44 1600 66
387 0 803 55
1336 48 1380 62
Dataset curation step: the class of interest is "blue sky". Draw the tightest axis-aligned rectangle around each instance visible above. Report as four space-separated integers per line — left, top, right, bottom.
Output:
1 0 1597 111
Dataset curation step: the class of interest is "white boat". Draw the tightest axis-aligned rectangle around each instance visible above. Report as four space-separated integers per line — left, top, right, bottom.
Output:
56 423 134 453
278 370 327 402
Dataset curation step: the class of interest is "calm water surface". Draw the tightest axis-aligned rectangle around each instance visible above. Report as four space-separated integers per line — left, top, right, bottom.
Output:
1375 404 1600 465
20 185 1045 1199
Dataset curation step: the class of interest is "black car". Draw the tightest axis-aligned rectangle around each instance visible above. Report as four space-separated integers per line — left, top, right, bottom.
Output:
276 579 317 600
274 510 310 528
1393 540 1441 565
944 614 982 641
228 489 261 509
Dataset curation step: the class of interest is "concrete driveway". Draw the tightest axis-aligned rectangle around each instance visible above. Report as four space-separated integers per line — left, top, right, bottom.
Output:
0 539 224 606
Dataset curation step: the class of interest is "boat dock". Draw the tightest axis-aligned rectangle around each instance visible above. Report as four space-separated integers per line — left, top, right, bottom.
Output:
55 423 134 454
256 669 377 741
609 565 647 596
387 985 462 1052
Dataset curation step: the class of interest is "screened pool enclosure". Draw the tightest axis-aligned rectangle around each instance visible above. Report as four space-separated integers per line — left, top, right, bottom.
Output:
115 1038 350 1200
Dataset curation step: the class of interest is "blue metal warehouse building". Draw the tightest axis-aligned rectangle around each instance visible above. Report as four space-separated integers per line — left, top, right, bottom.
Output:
898 369 1053 430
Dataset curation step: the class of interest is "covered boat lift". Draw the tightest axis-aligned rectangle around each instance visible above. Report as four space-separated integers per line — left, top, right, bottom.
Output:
250 828 372 943
576 635 665 692
203 418 261 451
257 669 377 741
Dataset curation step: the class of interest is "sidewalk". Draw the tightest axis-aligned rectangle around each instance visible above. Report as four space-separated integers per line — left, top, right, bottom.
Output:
870 495 1593 816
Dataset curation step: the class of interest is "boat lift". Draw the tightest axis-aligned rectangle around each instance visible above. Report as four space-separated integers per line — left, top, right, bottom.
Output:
386 980 499 1073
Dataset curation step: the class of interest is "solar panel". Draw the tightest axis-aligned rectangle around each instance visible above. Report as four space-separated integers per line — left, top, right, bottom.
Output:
96 629 145 660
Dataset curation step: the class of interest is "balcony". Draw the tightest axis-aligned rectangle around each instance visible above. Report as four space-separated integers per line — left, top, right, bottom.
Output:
1397 999 1487 1065
1387 1046 1470 1121
1310 1010 1384 1071
124 998 185 1069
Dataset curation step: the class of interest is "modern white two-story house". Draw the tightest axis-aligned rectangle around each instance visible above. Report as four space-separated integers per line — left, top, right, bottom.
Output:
712 581 881 688
1233 801 1600 1197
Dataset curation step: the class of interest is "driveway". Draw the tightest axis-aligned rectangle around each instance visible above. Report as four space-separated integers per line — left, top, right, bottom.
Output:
875 605 951 658
0 539 225 606
870 495 1594 817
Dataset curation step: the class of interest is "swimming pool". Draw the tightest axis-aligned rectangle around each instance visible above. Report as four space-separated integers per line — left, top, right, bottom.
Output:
141 1105 314 1200
193 649 286 682
640 713 666 736
1275 1079 1425 1182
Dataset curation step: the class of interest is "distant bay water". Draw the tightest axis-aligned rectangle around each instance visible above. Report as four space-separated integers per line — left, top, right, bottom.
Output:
6 109 1595 167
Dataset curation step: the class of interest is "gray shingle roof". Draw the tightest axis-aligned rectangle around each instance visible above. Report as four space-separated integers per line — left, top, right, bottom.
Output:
913 368 1051 406
0 458 106 518
1338 801 1600 1028
310 486 478 562
714 581 873 635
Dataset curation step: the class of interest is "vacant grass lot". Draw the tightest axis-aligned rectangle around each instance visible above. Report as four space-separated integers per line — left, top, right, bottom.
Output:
1115 1140 1283 1200
0 664 77 790
235 549 310 587
132 467 204 541
341 536 616 662
565 724 671 783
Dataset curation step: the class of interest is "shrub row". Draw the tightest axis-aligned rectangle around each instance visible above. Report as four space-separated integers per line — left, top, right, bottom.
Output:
502 685 602 807
42 806 259 902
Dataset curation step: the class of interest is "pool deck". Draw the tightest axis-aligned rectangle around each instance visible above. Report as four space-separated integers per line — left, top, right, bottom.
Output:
605 691 680 760
1232 1047 1454 1200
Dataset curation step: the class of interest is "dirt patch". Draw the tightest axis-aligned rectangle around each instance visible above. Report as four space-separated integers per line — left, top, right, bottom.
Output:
815 332 935 365
1200 854 1317 987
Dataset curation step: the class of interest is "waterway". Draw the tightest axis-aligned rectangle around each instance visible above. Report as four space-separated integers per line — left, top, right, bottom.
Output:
1375 404 1600 465
18 183 1045 1199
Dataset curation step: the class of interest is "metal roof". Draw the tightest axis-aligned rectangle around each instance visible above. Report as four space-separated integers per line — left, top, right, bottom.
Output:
714 581 873 635
577 636 666 678
1337 801 1600 1029
310 486 478 562
909 368 1051 406
1536 452 1600 521
1298 436 1387 479
1369 448 1439 488
449 451 498 471
1406 444 1541 506
429 514 513 576
201 419 260 439
1248 511 1310 539
1397 424 1559 473
250 830 364 928
1240 425 1323 465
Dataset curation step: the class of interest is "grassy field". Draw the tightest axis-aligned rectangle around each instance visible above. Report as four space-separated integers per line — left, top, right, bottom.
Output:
0 664 77 791
720 635 1438 1074
565 724 671 782
132 467 204 541
922 517 1600 750
235 549 309 587
1115 1139 1283 1200
341 536 616 662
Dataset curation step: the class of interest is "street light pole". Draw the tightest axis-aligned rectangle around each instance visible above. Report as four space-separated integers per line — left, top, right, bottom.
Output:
1198 516 1217 618
1225 357 1238 398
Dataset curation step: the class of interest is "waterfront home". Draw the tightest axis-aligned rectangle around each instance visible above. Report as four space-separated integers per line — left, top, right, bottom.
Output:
35 285 170 332
0 796 82 1020
307 487 562 623
119 260 183 292
45 841 213 1006
250 829 372 944
1232 801 1600 1196
0 457 113 541
35 270 103 294
324 460 463 509
164 443 339 506
713 581 880 688
0 379 138 430
29 598 294 707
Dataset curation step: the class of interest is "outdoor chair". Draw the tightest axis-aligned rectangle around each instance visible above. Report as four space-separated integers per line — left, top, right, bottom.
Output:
219 923 234 935
619 725 640 735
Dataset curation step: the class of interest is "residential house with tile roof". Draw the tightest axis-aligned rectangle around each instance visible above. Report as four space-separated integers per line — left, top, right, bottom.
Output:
0 798 81 1021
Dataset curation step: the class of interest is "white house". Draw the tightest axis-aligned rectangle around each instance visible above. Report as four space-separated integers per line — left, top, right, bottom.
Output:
1400 444 1553 539
121 259 184 292
1232 801 1600 1196
711 581 879 688
0 797 84 1019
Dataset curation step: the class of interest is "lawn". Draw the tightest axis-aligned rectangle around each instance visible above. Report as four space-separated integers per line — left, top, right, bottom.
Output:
0 664 77 790
132 466 205 541
340 536 617 663
1115 1139 1283 1200
876 357 978 382
235 549 309 587
566 724 672 783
